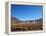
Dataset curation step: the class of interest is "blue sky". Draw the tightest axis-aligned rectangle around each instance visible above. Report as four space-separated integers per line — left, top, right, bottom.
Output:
11 4 43 21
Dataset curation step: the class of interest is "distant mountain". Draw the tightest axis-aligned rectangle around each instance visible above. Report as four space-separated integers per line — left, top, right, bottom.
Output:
23 18 43 24
11 17 19 21
35 18 43 22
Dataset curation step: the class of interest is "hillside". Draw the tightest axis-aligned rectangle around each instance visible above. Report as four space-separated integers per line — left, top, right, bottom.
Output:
11 17 43 31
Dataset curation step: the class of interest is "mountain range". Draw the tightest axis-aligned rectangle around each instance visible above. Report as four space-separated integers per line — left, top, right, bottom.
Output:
11 17 43 23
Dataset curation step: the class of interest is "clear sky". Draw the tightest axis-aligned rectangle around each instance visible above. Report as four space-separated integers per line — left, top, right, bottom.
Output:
11 4 43 21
